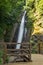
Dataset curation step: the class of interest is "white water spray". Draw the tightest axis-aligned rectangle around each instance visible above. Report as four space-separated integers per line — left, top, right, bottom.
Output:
16 11 26 49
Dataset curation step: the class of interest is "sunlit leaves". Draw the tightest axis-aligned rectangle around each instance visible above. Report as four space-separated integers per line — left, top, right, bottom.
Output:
35 0 43 16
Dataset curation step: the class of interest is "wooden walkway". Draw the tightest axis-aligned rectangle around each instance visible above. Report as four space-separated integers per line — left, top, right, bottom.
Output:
5 54 43 65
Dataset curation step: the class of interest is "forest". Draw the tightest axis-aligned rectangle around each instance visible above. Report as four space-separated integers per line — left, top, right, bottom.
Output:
0 0 43 64
0 0 43 41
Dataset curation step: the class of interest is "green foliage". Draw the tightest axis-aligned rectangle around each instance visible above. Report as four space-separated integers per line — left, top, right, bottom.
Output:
35 0 43 16
37 0 43 15
26 0 35 35
0 0 24 40
0 0 43 41
0 50 4 58
0 45 9 64
26 0 34 7
0 58 3 64
0 45 4 64
6 56 9 63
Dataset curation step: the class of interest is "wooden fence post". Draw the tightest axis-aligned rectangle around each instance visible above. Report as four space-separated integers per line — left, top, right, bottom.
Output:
3 42 7 64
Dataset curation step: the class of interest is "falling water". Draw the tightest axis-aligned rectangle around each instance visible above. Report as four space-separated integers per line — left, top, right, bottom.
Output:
16 11 26 49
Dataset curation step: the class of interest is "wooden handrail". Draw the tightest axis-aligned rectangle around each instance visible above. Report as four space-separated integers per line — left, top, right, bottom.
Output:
7 49 30 51
6 43 30 45
7 54 30 56
0 42 30 44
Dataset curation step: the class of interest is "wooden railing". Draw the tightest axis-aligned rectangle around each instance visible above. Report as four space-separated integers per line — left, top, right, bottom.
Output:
0 42 31 63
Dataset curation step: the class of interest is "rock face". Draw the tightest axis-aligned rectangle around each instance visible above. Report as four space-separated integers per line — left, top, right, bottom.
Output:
12 23 20 42
10 23 18 42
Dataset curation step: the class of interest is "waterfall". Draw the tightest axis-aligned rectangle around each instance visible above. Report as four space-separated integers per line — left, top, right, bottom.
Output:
16 11 26 49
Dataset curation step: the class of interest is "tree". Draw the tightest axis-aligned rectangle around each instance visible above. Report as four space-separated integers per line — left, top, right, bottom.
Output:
0 0 24 40
35 0 43 16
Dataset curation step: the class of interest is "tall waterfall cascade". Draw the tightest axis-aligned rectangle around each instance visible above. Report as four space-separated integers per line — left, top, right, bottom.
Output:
16 11 26 49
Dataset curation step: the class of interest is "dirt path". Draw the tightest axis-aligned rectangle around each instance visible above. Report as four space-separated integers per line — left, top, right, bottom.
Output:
5 54 43 65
